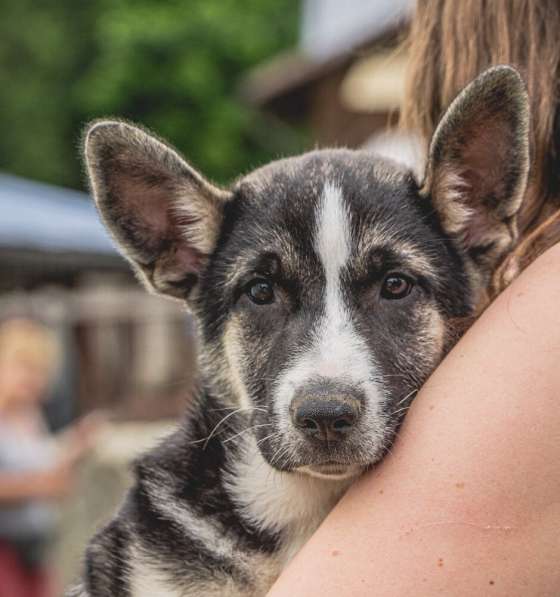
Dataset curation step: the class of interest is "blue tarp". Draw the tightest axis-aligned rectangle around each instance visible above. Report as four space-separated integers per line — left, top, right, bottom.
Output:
0 173 116 254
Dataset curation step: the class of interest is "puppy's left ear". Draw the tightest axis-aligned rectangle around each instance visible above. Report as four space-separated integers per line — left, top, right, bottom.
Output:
84 120 232 302
422 65 530 278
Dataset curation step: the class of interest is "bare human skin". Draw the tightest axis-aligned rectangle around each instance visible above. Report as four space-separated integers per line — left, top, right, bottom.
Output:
267 243 560 596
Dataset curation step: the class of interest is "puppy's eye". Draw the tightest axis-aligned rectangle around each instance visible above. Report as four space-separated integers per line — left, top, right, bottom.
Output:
245 279 275 305
380 274 413 300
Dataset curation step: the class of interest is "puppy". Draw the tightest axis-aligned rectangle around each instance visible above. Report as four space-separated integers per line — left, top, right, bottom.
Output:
69 66 529 596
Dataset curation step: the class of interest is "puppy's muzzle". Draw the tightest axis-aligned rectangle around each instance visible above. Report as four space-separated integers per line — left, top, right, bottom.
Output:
290 382 362 443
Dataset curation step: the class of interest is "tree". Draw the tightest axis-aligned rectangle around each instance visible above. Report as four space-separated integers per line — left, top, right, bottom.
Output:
0 0 302 189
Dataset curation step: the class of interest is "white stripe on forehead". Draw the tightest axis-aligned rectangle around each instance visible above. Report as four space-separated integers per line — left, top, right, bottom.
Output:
312 181 359 378
314 181 353 351
315 181 351 281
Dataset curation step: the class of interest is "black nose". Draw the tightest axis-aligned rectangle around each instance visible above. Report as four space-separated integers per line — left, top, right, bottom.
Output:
290 388 361 442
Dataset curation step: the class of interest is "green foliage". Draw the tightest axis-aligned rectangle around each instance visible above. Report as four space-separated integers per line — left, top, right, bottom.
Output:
0 0 302 189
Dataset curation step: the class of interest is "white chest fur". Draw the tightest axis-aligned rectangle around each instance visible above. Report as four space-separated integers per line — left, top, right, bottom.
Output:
224 439 353 565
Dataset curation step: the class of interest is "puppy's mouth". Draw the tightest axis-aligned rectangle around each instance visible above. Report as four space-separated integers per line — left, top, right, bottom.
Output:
298 461 364 480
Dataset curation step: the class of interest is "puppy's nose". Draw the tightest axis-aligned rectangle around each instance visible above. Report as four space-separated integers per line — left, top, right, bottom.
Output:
290 390 361 442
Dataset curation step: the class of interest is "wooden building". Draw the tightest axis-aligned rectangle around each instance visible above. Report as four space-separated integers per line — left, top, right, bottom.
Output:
0 173 195 424
242 0 419 164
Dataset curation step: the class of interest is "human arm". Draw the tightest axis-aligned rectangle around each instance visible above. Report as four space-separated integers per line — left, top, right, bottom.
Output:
0 413 103 503
267 243 560 596
0 464 73 502
56 411 104 464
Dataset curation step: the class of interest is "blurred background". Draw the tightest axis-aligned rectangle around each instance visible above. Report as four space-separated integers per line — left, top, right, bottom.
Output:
0 0 414 592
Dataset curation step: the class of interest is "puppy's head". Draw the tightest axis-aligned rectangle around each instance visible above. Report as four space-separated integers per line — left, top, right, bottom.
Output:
84 66 528 479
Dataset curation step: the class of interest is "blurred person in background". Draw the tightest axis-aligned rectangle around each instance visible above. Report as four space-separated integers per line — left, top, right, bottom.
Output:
0 319 98 597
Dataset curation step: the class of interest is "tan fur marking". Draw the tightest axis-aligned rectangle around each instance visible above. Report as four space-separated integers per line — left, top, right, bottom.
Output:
421 168 473 235
222 318 253 409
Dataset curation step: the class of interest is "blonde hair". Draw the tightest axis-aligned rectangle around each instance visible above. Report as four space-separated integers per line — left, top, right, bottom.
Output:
401 0 560 299
0 318 61 375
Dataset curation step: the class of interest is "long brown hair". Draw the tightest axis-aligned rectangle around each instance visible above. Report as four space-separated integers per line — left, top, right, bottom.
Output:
401 0 560 298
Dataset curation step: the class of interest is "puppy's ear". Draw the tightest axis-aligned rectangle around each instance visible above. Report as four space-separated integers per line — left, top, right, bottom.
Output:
84 120 232 301
422 65 529 278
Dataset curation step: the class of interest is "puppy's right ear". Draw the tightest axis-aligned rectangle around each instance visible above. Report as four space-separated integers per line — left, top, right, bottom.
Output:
84 121 232 301
421 66 529 282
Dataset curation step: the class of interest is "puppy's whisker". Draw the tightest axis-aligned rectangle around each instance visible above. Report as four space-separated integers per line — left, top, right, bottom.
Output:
395 388 419 407
389 405 411 417
222 423 273 445
208 406 267 413
256 432 281 447
189 408 247 449
269 442 291 468
383 374 411 380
